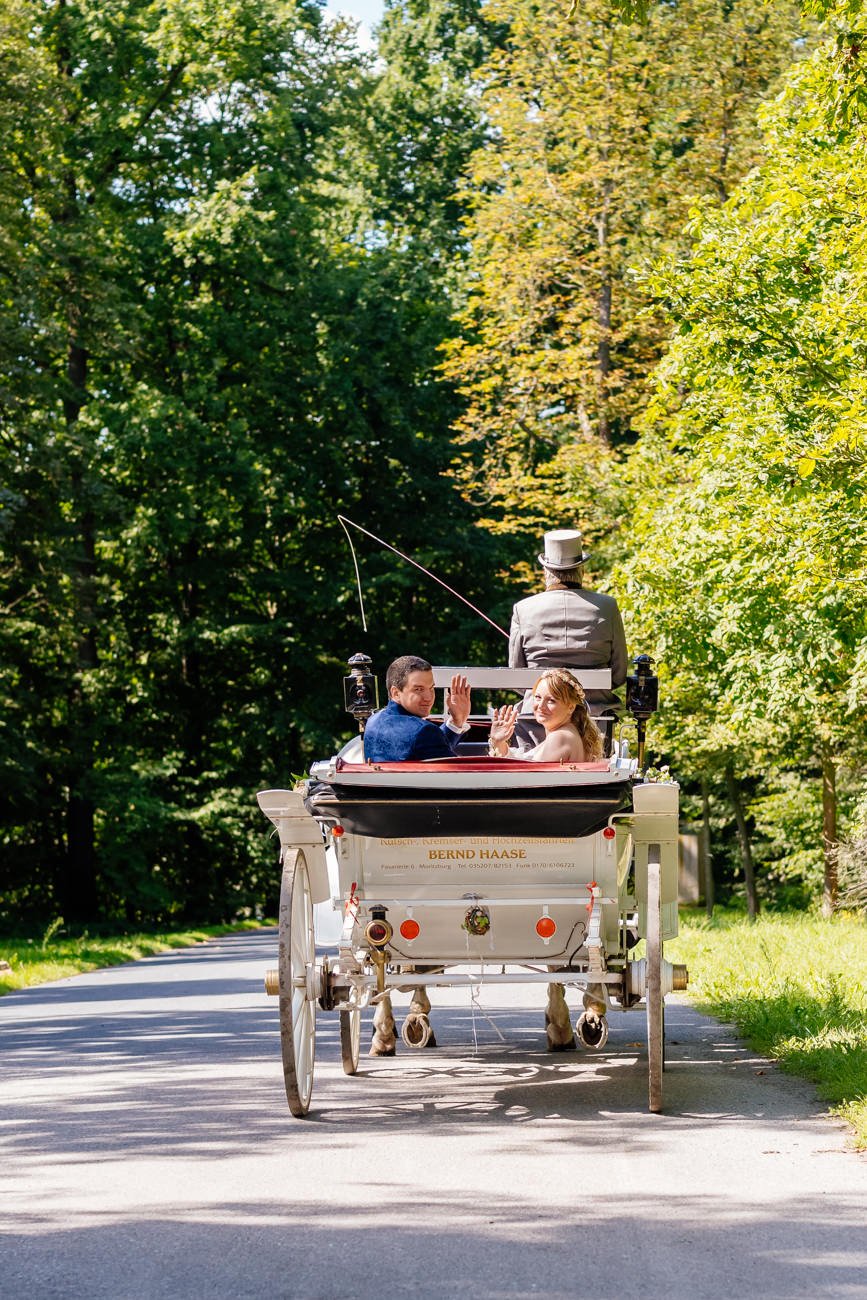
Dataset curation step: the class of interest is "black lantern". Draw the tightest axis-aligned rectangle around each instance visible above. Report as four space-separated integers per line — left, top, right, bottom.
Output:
625 654 659 770
343 652 378 731
626 654 659 720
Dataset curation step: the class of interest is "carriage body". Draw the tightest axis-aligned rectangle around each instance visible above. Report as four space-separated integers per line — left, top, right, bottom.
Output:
257 666 685 1117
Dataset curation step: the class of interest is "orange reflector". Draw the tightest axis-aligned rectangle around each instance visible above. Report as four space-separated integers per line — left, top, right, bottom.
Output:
536 916 557 939
602 827 616 840
332 825 345 837
400 919 420 941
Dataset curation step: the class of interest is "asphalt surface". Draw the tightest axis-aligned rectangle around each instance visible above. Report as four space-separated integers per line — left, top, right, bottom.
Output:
2 929 866 1300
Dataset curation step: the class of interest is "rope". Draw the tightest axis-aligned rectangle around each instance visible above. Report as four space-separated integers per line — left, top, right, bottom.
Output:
465 929 506 1050
470 978 506 1045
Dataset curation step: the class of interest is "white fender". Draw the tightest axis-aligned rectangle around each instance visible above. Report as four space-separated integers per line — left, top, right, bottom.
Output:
257 789 330 903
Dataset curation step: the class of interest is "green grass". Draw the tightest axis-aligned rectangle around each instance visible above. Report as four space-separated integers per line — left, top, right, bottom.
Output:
669 910 867 1149
0 919 272 996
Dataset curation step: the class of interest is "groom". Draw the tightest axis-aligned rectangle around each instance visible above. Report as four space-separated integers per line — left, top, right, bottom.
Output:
363 656 471 762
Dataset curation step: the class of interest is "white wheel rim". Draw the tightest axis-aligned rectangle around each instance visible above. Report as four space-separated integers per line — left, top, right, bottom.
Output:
279 850 316 1115
646 847 663 1113
350 1008 361 1062
291 860 315 1106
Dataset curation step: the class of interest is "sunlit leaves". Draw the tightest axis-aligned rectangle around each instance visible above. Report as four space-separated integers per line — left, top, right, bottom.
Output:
617 26 867 900
444 0 806 563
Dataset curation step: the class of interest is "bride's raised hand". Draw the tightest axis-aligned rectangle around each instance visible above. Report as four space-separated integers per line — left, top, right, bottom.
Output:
489 703 520 752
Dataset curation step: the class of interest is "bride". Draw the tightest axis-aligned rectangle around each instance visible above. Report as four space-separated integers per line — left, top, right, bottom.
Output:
487 668 604 763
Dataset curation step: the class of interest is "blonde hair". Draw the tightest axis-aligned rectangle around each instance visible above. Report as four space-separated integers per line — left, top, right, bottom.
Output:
532 668 604 760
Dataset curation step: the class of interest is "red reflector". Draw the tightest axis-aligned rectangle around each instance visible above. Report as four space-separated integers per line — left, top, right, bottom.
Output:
400 919 420 941
602 827 616 840
367 922 389 943
536 916 557 939
332 825 345 837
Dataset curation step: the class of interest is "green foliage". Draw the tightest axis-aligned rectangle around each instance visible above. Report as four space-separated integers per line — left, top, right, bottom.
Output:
615 26 867 907
0 0 503 926
0 0 862 926
443 0 807 559
670 910 867 1146
749 775 824 902
1 0 353 923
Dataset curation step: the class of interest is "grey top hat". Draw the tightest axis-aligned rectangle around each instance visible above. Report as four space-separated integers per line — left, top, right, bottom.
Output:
538 528 590 570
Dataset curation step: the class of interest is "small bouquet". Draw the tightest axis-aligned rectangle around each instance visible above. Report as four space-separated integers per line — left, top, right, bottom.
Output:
642 764 675 784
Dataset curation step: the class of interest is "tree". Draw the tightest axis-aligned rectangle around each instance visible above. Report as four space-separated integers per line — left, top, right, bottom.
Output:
442 0 807 569
0 0 512 925
0 0 371 922
616 31 867 913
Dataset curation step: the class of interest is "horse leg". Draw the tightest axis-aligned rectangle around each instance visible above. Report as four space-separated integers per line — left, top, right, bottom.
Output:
402 985 437 1048
546 981 576 1051
583 983 607 1016
369 993 396 1056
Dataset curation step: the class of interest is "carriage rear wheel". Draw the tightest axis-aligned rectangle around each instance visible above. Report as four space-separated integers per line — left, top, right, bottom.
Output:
278 847 316 1117
646 845 664 1114
340 1006 361 1075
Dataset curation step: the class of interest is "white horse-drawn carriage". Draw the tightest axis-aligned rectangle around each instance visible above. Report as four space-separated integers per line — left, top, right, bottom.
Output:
258 657 687 1117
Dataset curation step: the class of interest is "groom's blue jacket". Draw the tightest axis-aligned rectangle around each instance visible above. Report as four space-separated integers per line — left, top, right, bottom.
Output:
363 701 463 762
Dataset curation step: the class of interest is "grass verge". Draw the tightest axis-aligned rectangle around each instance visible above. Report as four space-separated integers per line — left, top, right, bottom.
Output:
669 910 867 1149
0 919 273 996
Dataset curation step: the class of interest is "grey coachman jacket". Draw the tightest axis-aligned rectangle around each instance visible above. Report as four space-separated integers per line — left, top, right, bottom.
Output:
508 586 628 713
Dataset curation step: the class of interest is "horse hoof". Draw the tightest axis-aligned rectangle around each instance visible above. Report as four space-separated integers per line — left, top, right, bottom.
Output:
402 1014 436 1049
369 1043 396 1057
547 1037 577 1052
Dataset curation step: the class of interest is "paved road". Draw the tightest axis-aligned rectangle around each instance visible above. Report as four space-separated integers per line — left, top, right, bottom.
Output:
2 930 866 1300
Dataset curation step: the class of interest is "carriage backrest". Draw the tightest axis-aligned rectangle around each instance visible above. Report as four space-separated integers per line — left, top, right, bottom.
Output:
430 667 612 691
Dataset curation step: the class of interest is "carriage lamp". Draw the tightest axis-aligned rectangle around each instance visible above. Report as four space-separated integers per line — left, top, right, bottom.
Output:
365 906 393 948
343 652 379 731
626 653 659 771
626 654 659 719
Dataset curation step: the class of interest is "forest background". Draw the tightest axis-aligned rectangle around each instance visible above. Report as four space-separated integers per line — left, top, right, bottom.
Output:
1 0 865 929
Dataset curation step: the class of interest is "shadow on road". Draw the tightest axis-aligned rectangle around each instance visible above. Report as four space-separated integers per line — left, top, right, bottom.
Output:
0 932 836 1163
5 1189 867 1300
4 931 865 1300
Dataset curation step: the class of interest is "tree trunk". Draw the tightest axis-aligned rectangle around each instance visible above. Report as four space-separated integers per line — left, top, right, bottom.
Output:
175 540 210 922
725 762 758 921
701 776 714 918
821 744 838 918
597 266 611 443
65 498 98 897
54 19 98 920
62 333 99 921
595 37 613 445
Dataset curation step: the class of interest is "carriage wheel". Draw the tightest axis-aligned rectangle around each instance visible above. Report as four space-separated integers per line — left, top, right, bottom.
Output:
646 845 664 1114
340 1006 361 1075
278 847 316 1117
